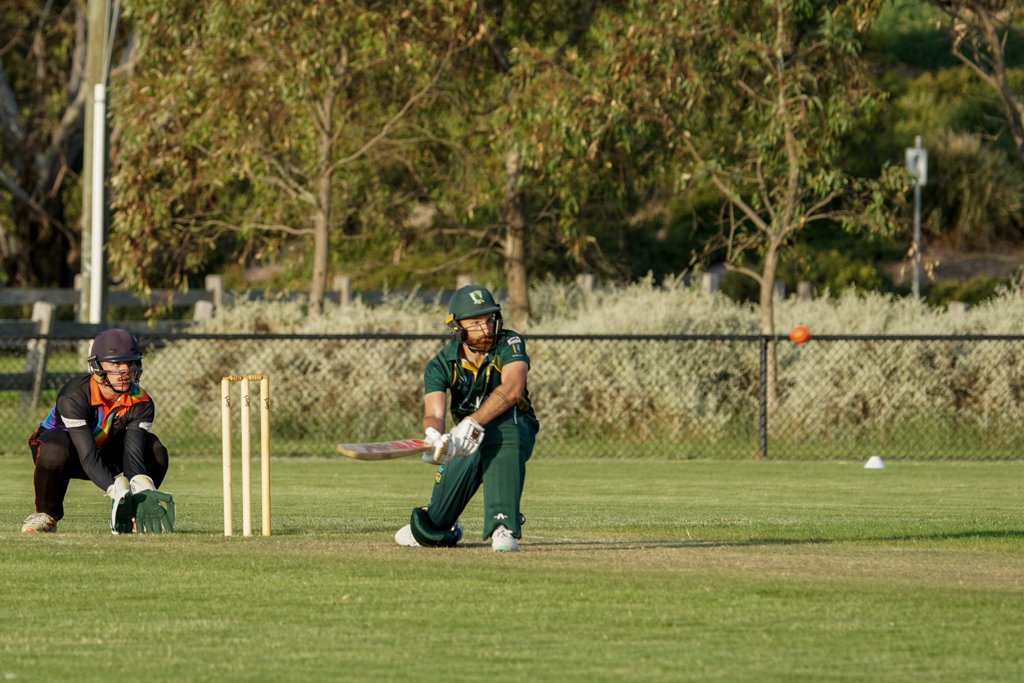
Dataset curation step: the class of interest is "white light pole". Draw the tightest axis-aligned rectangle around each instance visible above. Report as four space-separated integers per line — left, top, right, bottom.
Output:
905 135 928 298
90 83 106 323
81 0 119 324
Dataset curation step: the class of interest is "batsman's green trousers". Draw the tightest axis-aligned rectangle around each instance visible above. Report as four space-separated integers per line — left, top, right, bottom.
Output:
413 413 536 545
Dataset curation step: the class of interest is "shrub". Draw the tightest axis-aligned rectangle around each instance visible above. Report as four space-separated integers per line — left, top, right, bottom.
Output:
137 280 1024 457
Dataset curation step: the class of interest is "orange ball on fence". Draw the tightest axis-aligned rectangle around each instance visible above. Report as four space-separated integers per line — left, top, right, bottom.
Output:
789 325 811 344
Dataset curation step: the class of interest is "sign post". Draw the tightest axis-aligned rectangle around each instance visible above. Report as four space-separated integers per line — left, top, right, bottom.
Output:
905 136 928 298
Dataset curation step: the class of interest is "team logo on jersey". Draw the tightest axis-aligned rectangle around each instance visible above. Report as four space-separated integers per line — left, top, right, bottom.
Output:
507 336 523 355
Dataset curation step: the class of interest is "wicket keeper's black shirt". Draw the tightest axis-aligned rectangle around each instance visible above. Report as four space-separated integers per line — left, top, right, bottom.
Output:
38 375 154 490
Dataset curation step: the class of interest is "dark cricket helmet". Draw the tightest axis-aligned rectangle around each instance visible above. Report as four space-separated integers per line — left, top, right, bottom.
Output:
87 328 144 387
89 328 142 363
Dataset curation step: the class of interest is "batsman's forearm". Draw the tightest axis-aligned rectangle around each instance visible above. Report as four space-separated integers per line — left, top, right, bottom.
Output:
422 391 447 433
469 385 520 426
423 416 445 433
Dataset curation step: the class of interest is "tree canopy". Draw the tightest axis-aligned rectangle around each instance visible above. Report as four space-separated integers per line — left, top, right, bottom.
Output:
2 0 1019 316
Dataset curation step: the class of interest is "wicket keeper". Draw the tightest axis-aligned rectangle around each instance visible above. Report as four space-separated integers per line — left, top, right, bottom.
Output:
21 327 175 534
396 285 540 552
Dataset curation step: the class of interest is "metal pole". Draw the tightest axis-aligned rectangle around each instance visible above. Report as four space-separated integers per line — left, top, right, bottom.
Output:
89 83 106 324
758 336 768 459
80 0 107 323
909 134 925 299
912 175 922 297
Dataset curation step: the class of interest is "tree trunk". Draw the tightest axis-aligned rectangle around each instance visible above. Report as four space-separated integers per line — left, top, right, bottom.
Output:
760 236 781 415
309 92 333 317
11 191 74 286
0 3 86 288
309 170 331 317
503 148 530 329
310 209 329 317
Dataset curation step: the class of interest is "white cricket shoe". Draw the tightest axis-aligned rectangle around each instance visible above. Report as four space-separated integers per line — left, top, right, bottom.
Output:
21 512 57 534
491 525 519 552
394 524 421 547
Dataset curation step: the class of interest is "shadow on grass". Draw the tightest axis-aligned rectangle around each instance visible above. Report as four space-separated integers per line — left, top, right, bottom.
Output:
54 528 1018 545
507 529 1024 551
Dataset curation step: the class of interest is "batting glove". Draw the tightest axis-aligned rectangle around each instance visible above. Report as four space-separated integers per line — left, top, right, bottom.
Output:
449 417 485 457
423 427 443 446
422 426 449 464
426 433 454 465
424 419 485 464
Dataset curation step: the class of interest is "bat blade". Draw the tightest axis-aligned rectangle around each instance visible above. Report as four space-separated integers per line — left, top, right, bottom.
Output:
337 438 433 461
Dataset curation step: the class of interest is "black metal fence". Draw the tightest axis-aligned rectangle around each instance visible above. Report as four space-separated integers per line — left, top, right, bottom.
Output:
2 332 1023 460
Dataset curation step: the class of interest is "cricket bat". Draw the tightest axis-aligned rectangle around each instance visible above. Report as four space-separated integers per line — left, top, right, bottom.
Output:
336 438 434 461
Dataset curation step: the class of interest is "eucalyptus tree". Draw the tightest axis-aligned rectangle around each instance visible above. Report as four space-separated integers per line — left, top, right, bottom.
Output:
927 1 1024 162
419 0 636 328
1 1 90 285
604 1 907 329
113 1 474 314
561 0 908 407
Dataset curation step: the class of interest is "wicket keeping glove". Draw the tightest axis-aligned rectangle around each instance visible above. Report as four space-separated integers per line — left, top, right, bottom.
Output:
107 474 133 534
129 474 156 494
129 474 175 534
134 490 175 533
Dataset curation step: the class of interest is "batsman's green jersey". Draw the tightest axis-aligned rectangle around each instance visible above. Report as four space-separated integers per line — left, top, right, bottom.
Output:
416 329 539 543
424 330 539 430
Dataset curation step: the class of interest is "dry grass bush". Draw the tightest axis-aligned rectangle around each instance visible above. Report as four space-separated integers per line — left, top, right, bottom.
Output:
774 288 1024 447
141 279 1024 454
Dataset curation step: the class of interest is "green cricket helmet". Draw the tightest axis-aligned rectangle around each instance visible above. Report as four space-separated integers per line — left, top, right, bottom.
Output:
446 285 503 346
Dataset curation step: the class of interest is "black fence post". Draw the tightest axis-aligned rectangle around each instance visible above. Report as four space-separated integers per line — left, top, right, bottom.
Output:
759 335 768 459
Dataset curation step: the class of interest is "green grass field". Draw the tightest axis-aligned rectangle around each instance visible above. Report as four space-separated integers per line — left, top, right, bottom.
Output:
1 457 1021 682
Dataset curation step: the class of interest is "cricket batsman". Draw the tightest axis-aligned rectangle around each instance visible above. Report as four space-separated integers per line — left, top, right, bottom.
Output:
395 285 540 552
21 327 175 534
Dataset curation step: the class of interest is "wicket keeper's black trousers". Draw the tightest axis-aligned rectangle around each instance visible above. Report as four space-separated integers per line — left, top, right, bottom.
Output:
28 428 169 521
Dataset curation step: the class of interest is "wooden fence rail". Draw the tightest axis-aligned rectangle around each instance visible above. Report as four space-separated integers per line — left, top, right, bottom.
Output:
0 300 208 411
1 272 518 411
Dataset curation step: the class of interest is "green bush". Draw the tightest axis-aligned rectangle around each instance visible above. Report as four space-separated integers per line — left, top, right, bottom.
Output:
779 247 888 294
921 130 1024 248
926 275 1015 307
867 0 957 71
